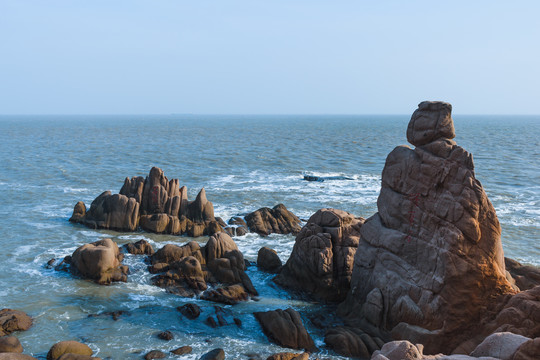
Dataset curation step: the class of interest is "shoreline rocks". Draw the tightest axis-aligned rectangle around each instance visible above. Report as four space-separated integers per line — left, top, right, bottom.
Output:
245 204 301 236
0 310 32 337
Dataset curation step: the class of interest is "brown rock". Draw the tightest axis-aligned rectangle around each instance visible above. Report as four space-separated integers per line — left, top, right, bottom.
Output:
0 336 23 353
177 303 201 320
200 348 224 360
70 238 128 284
245 204 301 236
152 256 207 296
151 242 203 265
201 284 249 305
470 332 530 359
512 337 540 360
188 188 215 222
119 175 145 203
144 350 166 360
157 330 174 341
171 346 192 355
123 239 154 255
57 355 101 360
505 258 540 291
266 353 308 360
257 247 282 273
228 216 247 227
46 341 93 360
80 192 139 231
275 208 364 302
69 201 86 223
254 308 317 352
0 354 38 360
338 102 515 354
140 214 170 234
324 326 381 358
0 310 32 336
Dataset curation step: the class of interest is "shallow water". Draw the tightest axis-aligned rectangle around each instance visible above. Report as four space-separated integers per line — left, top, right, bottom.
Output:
0 115 538 359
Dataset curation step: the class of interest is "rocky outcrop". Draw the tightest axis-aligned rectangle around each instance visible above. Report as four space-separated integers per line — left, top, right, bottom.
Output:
254 308 317 352
257 247 282 273
46 341 93 360
0 309 32 336
123 239 154 255
338 101 516 354
70 239 128 284
150 232 257 304
70 167 222 236
275 208 364 302
505 258 540 291
245 204 301 236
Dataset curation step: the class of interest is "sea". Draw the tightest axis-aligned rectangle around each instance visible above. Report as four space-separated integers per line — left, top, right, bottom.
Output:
0 115 538 359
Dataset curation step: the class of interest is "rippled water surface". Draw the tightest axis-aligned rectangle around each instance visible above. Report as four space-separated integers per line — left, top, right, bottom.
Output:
0 115 538 359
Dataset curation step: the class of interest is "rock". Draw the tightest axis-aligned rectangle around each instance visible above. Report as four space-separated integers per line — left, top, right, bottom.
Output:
123 239 154 255
152 256 207 297
512 337 540 360
245 204 301 236
254 308 317 352
275 208 364 302
57 355 101 360
157 330 174 341
151 242 203 265
177 303 201 320
228 217 246 227
325 326 381 358
376 340 422 360
46 341 93 360
144 350 166 360
69 201 86 223
266 353 308 360
200 348 225 360
505 258 540 291
79 192 139 231
257 247 282 273
171 346 192 355
205 316 218 328
201 284 249 305
0 310 32 336
0 354 38 360
70 238 128 284
0 336 23 353
337 101 515 354
470 332 530 359
188 188 215 223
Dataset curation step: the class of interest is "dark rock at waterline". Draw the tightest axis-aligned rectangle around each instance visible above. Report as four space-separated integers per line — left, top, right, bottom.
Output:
70 238 128 285
204 316 218 328
157 330 174 341
254 308 317 352
123 240 154 256
144 350 166 360
257 247 282 273
0 309 32 336
274 208 364 302
46 341 93 360
200 348 225 360
303 175 353 182
171 346 192 355
233 318 242 328
201 284 249 305
177 303 201 320
324 326 383 358
0 336 23 353
68 201 86 223
245 204 301 236
505 257 540 291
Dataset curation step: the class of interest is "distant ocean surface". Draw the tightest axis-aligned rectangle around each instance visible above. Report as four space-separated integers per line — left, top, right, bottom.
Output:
0 115 538 359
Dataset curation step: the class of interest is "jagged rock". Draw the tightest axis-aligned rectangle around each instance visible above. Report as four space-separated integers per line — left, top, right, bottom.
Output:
0 336 23 353
512 337 540 360
200 348 225 360
70 238 128 284
257 247 282 273
505 258 540 291
171 346 192 355
0 310 32 336
245 204 301 236
470 332 530 360
254 308 317 352
325 326 382 358
71 167 218 236
177 303 201 320
46 341 93 360
275 208 364 302
123 239 154 255
338 101 515 354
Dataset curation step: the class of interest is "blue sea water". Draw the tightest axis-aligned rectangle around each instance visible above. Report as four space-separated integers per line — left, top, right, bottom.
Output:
0 115 538 359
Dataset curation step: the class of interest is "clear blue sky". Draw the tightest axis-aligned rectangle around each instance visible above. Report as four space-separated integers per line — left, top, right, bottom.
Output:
1 0 539 114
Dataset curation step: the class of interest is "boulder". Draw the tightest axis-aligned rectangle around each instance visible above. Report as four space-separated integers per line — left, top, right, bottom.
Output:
470 332 530 360
68 201 86 223
144 350 166 360
374 340 422 360
177 303 201 320
78 192 139 231
57 355 101 360
245 204 301 236
0 355 38 360
151 242 203 265
0 336 23 353
157 330 174 341
505 258 540 291
201 284 249 305
70 238 128 284
266 353 308 360
325 326 382 358
123 239 154 255
512 337 540 360
171 346 192 355
338 101 515 354
275 208 364 302
257 247 282 273
46 341 93 360
0 310 32 336
200 348 225 360
254 308 317 352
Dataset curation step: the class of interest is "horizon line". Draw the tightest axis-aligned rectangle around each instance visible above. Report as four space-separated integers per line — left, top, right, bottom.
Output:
1 113 540 117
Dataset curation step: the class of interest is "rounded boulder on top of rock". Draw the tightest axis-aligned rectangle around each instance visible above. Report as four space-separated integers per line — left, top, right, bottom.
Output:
0 309 32 336
46 341 93 360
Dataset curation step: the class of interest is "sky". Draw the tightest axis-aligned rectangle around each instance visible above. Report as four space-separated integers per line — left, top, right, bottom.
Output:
0 0 539 115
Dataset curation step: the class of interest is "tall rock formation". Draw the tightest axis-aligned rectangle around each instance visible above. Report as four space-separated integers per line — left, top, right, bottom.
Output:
338 101 515 354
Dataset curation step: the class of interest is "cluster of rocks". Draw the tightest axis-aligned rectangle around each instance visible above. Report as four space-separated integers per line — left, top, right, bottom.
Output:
70 167 301 239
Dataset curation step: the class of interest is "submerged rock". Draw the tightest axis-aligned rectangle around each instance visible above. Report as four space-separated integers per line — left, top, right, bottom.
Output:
254 308 317 352
275 208 364 302
0 309 32 336
70 238 128 285
337 101 515 354
245 204 301 236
